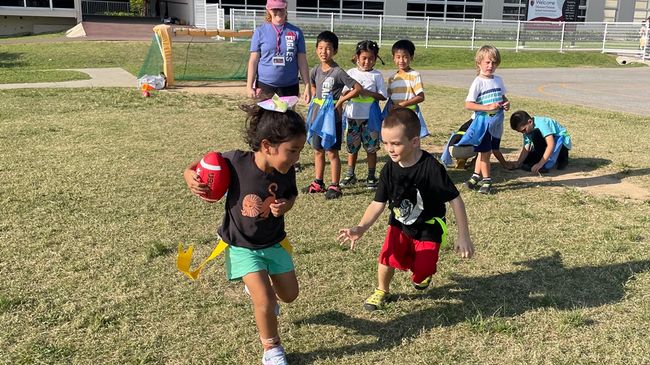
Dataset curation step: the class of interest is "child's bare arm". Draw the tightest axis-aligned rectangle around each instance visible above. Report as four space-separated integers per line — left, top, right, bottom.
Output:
464 100 501 113
298 53 311 104
493 149 506 165
531 135 556 173
270 195 297 217
338 201 386 250
492 149 514 169
500 95 510 111
360 89 387 101
183 160 209 197
397 92 424 108
448 196 474 258
336 82 362 109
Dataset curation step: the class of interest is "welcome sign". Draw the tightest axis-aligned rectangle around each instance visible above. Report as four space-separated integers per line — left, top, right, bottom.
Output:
526 0 579 21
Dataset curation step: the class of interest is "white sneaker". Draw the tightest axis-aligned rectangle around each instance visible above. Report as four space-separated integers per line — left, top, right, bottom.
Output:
262 345 288 365
244 285 281 316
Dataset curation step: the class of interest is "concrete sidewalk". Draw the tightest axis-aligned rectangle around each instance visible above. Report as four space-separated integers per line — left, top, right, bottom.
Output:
0 68 137 89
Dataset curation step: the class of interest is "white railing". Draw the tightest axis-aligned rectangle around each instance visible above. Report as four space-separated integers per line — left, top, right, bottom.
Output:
228 9 648 60
81 0 130 15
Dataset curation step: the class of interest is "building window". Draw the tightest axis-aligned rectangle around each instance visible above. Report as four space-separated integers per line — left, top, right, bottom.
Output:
0 0 23 5
406 1 484 19
52 0 74 8
635 0 650 22
295 0 384 16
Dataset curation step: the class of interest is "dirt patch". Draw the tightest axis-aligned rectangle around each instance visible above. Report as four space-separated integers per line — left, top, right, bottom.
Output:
513 170 650 201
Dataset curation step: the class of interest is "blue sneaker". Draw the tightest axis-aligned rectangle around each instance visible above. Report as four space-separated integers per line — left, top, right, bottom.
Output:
262 345 288 365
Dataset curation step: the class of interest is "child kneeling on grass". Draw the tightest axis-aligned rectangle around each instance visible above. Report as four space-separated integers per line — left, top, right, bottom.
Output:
509 110 572 173
338 108 475 311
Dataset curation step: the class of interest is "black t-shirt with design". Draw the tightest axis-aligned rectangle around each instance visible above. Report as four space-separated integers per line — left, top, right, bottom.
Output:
374 151 459 242
217 150 298 249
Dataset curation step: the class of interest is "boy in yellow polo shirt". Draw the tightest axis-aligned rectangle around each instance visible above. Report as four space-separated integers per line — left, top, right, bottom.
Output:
386 39 428 138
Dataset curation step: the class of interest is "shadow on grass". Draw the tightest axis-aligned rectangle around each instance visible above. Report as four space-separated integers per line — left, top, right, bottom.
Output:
0 52 25 68
502 167 650 193
291 252 650 364
491 156 650 195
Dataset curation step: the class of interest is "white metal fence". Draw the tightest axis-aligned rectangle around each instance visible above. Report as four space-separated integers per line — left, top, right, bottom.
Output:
228 9 649 60
81 0 130 15
195 3 225 30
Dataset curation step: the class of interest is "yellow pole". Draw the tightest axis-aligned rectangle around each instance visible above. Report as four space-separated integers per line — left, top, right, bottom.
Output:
153 24 174 87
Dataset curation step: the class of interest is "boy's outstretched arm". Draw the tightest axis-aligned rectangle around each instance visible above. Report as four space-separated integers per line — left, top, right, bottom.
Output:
531 135 556 173
492 149 512 169
448 196 474 258
338 201 386 250
512 145 531 169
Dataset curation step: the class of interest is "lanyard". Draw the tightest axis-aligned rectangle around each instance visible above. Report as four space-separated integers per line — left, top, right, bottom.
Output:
272 23 284 55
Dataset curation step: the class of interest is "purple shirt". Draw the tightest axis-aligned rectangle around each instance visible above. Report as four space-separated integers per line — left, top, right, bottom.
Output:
250 22 306 88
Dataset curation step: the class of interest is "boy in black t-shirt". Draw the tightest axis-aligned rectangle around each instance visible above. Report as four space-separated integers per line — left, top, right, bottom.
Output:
338 108 475 311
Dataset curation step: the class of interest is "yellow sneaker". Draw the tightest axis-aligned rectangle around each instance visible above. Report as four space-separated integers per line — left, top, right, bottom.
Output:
413 276 432 290
363 289 387 311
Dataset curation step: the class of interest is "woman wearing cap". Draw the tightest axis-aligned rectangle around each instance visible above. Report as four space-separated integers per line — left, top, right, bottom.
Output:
247 0 311 104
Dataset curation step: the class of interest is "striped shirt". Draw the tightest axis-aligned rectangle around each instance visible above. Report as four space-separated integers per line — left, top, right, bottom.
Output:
387 69 424 104
465 75 507 119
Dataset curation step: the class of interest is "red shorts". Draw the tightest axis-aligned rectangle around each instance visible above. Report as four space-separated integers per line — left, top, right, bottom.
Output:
378 225 441 284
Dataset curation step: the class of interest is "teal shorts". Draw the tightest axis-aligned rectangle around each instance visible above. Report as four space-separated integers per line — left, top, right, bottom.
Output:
225 243 294 280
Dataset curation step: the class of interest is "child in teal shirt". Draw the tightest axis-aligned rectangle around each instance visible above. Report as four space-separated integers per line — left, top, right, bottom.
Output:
509 110 572 173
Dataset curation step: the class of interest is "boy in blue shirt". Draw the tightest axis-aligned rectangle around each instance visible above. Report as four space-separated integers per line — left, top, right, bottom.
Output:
509 110 572 173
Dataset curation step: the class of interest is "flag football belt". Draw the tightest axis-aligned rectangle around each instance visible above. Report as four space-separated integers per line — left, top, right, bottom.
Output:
391 103 418 110
423 217 448 249
350 96 375 103
313 97 338 106
176 238 294 280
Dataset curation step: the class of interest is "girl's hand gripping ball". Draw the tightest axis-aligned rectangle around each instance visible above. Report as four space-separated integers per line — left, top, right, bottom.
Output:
195 151 230 202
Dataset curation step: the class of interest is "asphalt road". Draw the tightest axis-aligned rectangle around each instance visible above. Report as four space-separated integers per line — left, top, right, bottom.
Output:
413 67 650 117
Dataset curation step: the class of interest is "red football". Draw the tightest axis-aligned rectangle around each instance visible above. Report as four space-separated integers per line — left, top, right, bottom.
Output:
195 151 230 202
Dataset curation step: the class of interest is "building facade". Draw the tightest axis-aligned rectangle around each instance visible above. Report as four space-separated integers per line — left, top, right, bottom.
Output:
0 0 80 35
215 0 650 22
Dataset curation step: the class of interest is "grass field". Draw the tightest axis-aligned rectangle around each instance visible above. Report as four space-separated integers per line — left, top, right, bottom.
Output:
1 82 649 364
0 37 629 84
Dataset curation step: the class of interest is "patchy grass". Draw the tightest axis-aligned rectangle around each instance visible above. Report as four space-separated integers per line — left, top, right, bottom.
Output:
0 87 649 364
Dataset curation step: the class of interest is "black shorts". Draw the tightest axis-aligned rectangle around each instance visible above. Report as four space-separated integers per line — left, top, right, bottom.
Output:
256 81 300 98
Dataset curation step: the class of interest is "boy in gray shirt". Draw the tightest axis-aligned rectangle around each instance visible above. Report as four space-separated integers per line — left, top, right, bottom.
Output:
305 30 362 199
